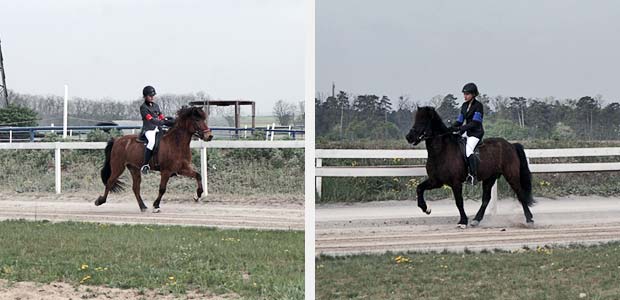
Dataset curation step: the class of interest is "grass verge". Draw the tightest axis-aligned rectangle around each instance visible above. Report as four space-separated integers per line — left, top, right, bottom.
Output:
0 220 303 300
316 243 620 300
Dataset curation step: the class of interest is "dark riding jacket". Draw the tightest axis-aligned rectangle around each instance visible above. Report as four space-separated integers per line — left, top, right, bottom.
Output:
140 101 165 131
454 99 484 139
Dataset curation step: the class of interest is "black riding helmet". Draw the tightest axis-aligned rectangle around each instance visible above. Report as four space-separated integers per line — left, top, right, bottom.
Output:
462 82 479 97
143 85 157 97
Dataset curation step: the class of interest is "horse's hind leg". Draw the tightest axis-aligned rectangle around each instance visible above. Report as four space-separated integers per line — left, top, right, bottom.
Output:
416 179 442 215
505 173 534 224
128 166 148 212
450 183 468 228
152 172 171 213
95 162 125 206
471 174 500 227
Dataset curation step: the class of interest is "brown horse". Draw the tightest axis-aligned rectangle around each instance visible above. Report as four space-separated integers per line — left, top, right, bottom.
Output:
95 106 213 212
405 107 534 228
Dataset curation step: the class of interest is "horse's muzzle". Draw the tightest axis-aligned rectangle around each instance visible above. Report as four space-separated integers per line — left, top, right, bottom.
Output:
204 130 213 142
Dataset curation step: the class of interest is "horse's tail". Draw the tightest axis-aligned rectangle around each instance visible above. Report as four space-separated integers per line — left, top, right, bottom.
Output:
100 138 125 192
513 143 534 207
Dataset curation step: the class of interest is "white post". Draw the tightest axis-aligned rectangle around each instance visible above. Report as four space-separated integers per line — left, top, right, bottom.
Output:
288 125 292 137
200 142 208 197
55 143 61 194
244 125 247 139
316 158 322 199
51 123 54 134
271 122 275 141
9 130 12 143
63 85 68 139
489 182 498 216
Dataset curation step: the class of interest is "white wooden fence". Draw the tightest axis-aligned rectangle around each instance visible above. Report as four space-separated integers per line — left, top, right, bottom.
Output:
315 148 620 210
0 140 304 195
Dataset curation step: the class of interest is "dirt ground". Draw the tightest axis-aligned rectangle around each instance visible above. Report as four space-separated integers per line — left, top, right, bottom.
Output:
0 191 303 230
0 279 238 300
317 195 620 255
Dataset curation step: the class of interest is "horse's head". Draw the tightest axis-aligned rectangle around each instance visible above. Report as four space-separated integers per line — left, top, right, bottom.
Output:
175 106 213 141
406 106 446 145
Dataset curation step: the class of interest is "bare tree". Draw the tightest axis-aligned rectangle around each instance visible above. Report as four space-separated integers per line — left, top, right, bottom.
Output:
273 100 295 126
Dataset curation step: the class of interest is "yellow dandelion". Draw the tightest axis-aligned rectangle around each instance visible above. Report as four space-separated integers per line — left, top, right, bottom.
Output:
80 264 89 270
80 275 91 284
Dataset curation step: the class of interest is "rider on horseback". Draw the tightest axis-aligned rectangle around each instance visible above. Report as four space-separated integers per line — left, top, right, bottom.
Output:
449 82 484 185
139 85 171 175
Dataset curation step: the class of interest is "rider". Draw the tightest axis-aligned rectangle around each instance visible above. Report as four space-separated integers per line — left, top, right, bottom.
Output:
449 82 484 185
139 85 167 175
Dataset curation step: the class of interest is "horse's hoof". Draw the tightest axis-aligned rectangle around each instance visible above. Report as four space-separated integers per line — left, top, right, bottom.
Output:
525 220 535 228
193 194 200 202
140 207 148 213
457 224 467 229
95 197 105 206
152 208 161 213
470 220 480 227
425 208 431 215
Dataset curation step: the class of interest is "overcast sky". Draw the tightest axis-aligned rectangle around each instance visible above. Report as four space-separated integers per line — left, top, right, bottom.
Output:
317 0 620 104
0 0 304 115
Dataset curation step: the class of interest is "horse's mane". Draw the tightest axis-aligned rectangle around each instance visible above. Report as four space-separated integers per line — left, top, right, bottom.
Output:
160 106 206 140
176 106 205 122
417 106 448 132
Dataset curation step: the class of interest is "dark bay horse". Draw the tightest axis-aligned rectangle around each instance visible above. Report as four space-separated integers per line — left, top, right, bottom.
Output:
95 106 213 212
405 107 534 228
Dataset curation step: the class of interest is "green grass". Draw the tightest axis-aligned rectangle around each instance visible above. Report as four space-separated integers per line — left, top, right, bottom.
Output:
316 243 620 300
0 220 303 300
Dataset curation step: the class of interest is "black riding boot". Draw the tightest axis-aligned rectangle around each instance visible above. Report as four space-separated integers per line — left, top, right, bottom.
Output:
466 155 479 185
141 148 153 175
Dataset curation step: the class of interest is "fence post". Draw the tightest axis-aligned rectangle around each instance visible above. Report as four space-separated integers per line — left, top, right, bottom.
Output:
271 123 275 141
489 182 498 216
55 142 61 194
9 130 12 143
316 158 322 199
200 142 208 197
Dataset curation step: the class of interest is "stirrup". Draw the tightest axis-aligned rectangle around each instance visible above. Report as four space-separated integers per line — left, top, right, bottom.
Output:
140 165 150 175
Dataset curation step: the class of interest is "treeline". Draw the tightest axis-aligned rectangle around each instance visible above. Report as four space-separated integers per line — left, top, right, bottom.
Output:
2 90 208 126
316 92 620 141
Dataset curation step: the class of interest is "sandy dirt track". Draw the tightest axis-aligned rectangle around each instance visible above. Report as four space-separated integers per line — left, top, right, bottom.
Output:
317 196 620 255
0 192 303 231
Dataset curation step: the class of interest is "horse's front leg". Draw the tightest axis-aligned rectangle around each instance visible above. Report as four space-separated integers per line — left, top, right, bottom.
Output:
178 166 203 201
416 178 442 215
450 183 468 228
152 171 171 213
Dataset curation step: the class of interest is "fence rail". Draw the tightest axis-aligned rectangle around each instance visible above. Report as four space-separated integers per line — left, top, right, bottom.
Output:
0 140 304 195
315 147 620 210
0 125 305 142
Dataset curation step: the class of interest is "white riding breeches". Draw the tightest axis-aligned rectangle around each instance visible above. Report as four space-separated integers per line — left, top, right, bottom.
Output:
461 132 480 157
145 128 159 150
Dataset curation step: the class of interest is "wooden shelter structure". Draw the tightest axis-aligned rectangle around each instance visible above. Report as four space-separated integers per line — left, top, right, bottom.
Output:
188 100 255 129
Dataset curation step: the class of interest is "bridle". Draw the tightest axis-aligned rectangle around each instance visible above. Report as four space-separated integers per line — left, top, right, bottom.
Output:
190 119 210 139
